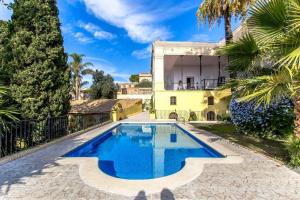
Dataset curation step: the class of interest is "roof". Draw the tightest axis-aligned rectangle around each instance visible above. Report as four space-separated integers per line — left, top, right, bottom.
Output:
69 99 142 114
118 99 142 109
139 73 152 77
69 99 118 114
153 40 219 48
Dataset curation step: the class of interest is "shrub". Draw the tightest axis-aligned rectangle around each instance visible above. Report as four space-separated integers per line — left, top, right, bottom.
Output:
135 80 152 88
149 96 155 114
189 111 198 121
286 135 300 167
217 113 231 122
230 98 294 138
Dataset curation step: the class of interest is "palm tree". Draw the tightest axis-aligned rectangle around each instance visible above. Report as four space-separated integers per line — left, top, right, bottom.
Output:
69 53 94 100
197 0 256 44
0 85 18 127
218 0 300 136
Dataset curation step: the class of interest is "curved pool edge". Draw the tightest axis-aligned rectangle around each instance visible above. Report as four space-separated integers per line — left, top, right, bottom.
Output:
58 155 243 196
57 122 243 196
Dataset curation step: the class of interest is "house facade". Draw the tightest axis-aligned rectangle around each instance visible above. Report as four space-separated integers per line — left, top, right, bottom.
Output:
117 73 153 109
139 73 152 82
151 41 231 121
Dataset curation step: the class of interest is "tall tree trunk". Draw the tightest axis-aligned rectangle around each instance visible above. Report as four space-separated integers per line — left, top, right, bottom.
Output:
75 76 80 100
223 5 235 83
294 96 300 137
224 6 233 45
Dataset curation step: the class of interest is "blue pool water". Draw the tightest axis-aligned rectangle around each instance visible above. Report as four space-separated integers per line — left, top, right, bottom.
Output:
65 123 223 179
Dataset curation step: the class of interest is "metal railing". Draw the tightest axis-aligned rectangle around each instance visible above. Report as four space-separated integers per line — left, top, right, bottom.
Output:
0 112 111 158
155 110 205 121
120 88 152 95
164 77 226 91
156 110 190 120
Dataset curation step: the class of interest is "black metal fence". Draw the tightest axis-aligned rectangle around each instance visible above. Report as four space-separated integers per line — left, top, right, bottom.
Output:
0 112 111 158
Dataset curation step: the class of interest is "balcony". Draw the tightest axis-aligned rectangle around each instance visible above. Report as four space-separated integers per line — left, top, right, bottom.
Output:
164 77 226 90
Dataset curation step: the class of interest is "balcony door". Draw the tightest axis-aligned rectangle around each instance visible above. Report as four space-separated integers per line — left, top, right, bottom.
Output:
186 77 194 90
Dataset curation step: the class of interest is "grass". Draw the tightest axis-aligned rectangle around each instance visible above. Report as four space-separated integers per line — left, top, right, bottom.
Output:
191 123 289 163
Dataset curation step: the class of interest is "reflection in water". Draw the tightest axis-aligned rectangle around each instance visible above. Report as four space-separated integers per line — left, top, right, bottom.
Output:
66 123 222 179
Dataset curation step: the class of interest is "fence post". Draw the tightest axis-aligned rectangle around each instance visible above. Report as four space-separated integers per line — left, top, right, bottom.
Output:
0 127 2 157
67 115 69 134
47 113 51 141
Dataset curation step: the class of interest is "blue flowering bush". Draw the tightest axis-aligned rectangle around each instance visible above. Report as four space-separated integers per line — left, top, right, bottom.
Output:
230 98 294 138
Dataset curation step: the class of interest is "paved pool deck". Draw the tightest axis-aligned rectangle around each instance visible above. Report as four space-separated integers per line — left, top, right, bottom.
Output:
0 112 300 200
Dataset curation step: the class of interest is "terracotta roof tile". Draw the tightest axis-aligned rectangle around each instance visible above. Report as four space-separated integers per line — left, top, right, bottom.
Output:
69 99 142 114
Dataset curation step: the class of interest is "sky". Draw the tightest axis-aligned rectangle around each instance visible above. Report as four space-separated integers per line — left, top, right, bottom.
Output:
0 0 240 85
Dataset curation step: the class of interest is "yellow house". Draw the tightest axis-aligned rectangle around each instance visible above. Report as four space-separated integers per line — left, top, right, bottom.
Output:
151 41 231 121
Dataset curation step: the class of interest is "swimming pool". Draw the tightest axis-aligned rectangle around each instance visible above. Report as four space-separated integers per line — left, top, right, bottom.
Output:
65 123 223 179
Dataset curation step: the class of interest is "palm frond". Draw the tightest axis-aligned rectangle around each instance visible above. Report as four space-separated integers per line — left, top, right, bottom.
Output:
81 62 93 68
80 81 89 87
0 85 8 95
276 30 300 70
0 107 19 121
81 68 94 75
288 0 300 32
235 69 294 105
248 0 287 45
231 0 257 18
197 0 223 26
217 34 261 72
0 85 19 124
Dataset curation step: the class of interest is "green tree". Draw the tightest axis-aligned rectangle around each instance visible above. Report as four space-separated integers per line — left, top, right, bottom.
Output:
0 85 18 127
9 0 71 120
218 0 300 135
0 20 13 85
90 70 117 99
69 53 93 100
197 0 256 44
135 80 152 88
129 74 139 83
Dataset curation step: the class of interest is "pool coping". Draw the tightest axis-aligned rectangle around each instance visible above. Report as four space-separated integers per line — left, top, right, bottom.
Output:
57 121 243 196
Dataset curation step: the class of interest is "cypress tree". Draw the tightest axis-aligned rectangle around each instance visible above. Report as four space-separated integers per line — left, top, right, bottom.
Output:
10 0 70 120
0 20 13 85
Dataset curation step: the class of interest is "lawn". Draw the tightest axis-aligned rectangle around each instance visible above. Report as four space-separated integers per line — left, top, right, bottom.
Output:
191 123 289 163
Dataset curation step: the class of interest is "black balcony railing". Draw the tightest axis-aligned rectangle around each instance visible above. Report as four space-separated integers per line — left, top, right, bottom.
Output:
0 112 111 158
165 77 226 90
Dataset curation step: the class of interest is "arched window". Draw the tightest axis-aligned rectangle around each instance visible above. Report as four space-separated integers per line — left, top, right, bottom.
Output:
207 111 215 121
208 96 214 105
169 112 178 120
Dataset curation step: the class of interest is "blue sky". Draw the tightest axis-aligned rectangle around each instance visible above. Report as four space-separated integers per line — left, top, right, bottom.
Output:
1 0 240 85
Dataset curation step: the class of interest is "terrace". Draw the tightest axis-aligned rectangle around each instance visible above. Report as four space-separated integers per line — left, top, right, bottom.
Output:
164 55 228 90
0 112 300 199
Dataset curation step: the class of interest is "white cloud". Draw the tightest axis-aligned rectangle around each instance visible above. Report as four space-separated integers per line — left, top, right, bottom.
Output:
74 32 94 44
132 45 152 59
81 0 197 43
78 21 116 40
83 56 130 82
61 23 73 34
0 0 12 21
189 34 211 42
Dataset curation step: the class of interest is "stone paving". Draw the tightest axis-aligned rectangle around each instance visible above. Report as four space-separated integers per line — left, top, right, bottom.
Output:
1 112 300 200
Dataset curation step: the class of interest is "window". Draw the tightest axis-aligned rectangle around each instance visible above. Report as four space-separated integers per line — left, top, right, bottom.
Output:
208 96 214 105
170 96 176 105
207 111 215 121
121 88 127 94
186 77 195 89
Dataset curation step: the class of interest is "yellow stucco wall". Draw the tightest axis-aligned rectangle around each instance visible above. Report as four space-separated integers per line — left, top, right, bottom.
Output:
112 101 143 122
154 89 231 121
